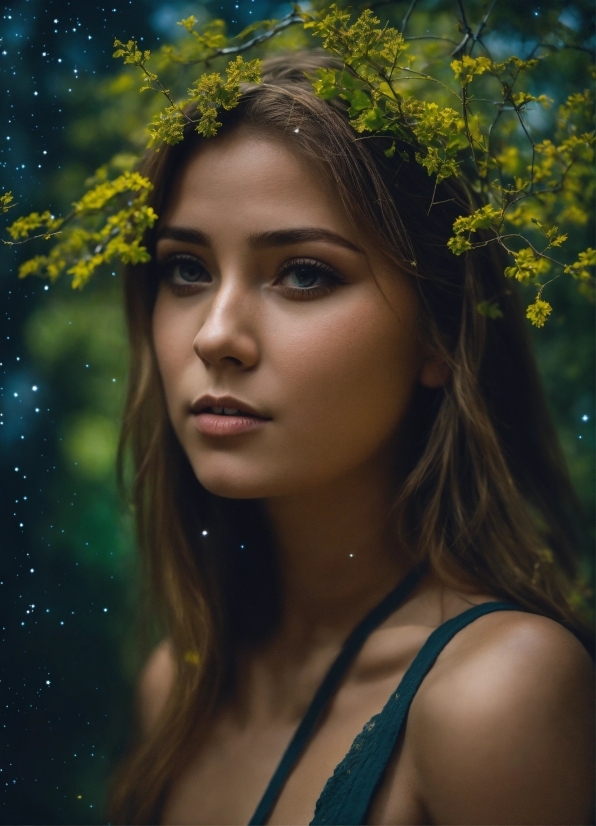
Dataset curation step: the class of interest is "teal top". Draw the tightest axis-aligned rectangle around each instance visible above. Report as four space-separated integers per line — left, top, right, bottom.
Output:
248 564 520 826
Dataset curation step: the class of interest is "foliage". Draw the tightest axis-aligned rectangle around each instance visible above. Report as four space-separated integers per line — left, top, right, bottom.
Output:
5 168 157 289
1 190 15 214
3 2 595 322
303 4 594 324
112 38 262 140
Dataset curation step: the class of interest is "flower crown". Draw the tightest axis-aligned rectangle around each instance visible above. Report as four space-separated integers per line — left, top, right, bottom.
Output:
2 3 594 327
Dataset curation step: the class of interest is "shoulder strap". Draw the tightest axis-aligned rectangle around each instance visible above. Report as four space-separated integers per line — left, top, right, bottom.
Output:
247 563 427 826
310 601 521 826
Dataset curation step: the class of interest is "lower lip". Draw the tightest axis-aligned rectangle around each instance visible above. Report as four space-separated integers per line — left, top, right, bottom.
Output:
193 413 269 437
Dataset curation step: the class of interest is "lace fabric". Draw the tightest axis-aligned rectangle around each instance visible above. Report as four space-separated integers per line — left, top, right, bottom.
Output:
310 602 518 825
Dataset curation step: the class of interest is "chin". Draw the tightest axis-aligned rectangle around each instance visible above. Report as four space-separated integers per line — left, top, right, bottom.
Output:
199 477 266 500
191 457 280 500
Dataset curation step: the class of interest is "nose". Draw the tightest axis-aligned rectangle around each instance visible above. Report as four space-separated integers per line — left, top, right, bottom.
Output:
193 278 260 371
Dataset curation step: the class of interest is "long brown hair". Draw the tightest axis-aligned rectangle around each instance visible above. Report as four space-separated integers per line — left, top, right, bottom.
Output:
108 51 592 824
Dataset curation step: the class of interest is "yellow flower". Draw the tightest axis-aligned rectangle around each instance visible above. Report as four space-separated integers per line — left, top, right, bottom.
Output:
526 299 552 327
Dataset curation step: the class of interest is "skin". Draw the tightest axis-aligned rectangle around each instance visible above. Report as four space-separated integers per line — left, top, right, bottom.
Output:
148 128 594 825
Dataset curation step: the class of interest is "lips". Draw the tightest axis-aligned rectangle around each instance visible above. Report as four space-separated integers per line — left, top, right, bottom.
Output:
190 394 270 420
190 394 271 437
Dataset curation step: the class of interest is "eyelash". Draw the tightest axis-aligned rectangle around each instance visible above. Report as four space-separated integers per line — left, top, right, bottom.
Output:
157 254 210 296
157 254 346 300
275 258 345 300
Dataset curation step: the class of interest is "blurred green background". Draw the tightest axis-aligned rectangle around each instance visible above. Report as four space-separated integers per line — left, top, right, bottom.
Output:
1 0 593 822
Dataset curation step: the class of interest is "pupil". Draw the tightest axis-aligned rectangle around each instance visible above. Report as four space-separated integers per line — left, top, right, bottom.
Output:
178 262 201 281
293 266 319 288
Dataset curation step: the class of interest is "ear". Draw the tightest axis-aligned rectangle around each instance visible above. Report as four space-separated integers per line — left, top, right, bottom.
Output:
419 355 450 388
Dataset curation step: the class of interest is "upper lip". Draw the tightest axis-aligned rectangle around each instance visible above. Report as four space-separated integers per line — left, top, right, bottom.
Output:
190 394 270 419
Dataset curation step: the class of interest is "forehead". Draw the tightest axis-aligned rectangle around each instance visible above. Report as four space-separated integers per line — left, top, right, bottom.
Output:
161 128 356 236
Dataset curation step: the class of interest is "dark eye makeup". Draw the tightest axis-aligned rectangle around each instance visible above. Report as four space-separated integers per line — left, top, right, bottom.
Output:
156 253 346 300
274 258 346 299
157 254 210 286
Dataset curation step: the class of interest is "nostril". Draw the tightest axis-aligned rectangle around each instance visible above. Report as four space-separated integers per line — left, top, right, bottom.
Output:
192 324 259 370
221 355 243 367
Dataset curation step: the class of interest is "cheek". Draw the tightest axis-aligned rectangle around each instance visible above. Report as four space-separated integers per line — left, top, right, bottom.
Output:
152 291 197 417
267 289 421 476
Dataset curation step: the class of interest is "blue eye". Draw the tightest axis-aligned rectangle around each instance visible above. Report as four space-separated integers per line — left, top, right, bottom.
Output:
277 259 343 297
281 264 327 289
161 255 210 284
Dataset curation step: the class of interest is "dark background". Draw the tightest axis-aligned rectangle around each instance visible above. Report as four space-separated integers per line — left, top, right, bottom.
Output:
1 0 593 822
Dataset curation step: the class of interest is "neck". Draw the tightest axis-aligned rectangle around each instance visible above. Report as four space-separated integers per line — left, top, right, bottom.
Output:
263 456 413 646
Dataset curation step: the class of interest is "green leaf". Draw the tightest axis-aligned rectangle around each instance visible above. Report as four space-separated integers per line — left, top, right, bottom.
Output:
477 300 504 319
345 88 371 114
353 106 385 133
312 67 340 100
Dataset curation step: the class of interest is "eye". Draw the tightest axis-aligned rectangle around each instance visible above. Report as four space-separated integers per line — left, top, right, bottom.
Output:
159 254 211 286
275 259 345 299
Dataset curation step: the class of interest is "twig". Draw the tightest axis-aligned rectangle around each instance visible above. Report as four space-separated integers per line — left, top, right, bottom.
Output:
469 0 499 56
533 40 596 58
451 0 474 57
510 103 536 186
486 108 503 188
2 230 63 246
404 35 459 45
497 233 566 267
456 0 472 31
186 12 304 65
401 0 420 34
452 0 498 57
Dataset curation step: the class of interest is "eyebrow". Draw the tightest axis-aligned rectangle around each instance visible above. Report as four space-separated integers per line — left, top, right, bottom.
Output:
156 226 363 254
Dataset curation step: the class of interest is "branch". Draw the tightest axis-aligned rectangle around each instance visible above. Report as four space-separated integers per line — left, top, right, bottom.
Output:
456 0 472 31
452 0 498 57
469 0 499 55
451 0 474 57
401 0 420 34
497 233 566 267
526 35 595 59
405 35 459 45
186 12 304 65
2 207 76 247
2 230 64 247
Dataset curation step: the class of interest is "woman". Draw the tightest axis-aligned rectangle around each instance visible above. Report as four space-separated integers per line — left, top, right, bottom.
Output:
108 52 594 824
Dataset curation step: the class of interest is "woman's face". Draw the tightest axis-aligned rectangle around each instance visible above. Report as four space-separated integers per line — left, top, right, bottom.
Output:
152 128 444 499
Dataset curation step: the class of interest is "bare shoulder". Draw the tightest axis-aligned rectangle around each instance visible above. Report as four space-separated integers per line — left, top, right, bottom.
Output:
137 638 177 737
407 610 595 825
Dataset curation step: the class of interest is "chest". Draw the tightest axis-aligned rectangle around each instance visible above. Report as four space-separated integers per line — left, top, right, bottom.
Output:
160 660 428 825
